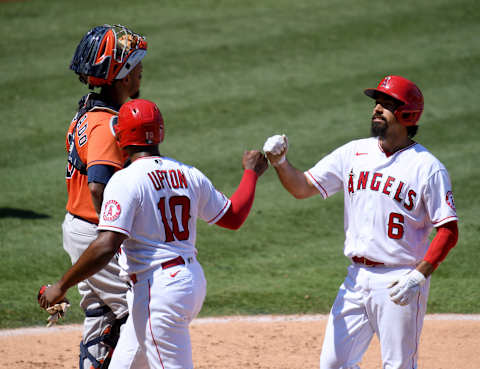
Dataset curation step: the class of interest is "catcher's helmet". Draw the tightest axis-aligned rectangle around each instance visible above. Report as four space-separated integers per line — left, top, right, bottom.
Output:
364 75 424 126
114 99 164 149
70 24 147 87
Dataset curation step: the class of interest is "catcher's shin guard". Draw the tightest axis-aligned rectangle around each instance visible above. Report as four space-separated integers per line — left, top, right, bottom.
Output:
99 313 128 369
79 306 128 369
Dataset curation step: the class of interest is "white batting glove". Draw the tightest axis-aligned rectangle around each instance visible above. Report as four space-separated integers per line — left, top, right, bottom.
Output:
388 269 426 306
263 134 288 166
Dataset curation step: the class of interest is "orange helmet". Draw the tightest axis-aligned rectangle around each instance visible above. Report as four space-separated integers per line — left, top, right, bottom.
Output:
70 24 147 87
114 99 164 148
364 75 424 126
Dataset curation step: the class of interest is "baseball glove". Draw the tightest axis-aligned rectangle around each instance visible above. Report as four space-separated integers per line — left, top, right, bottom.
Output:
38 285 71 327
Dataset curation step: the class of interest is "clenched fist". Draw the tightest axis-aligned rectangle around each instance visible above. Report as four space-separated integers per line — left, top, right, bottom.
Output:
263 134 288 166
242 150 268 177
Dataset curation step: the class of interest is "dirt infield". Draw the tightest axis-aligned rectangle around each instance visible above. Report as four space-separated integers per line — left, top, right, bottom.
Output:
1 314 479 369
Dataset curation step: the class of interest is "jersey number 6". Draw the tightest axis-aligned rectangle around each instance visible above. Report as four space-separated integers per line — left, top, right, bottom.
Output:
387 212 404 239
158 196 191 242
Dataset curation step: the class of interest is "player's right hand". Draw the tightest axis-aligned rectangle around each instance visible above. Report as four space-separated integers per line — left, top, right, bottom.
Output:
242 150 268 177
38 283 67 310
38 284 71 327
263 134 288 167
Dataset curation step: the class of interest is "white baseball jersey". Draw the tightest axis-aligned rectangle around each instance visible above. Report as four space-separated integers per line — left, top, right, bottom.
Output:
306 137 458 266
98 156 231 275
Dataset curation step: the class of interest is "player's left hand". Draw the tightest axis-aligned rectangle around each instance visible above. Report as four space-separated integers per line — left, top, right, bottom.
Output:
388 269 426 306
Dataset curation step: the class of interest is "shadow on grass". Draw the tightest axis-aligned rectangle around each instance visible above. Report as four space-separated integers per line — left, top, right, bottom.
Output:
0 207 50 219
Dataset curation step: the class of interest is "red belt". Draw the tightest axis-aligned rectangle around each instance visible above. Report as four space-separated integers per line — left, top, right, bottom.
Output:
352 256 384 267
161 255 186 269
129 256 186 284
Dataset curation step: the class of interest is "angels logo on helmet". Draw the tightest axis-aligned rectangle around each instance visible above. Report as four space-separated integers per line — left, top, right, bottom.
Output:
380 76 392 89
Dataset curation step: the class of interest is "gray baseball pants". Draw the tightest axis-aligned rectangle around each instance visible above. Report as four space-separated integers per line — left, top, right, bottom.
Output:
62 212 129 369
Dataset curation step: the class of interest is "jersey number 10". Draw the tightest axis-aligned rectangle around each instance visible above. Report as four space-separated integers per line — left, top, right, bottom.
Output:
158 196 191 242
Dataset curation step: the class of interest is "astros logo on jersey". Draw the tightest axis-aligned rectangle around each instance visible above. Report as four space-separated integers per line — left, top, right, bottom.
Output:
103 200 122 221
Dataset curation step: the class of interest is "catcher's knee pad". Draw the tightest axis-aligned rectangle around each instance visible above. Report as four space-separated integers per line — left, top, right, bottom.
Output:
80 306 128 369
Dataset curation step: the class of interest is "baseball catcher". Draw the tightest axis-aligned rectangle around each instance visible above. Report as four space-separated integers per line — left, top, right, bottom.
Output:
39 24 147 369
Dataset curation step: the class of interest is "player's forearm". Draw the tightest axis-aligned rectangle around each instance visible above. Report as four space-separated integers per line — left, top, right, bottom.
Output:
57 234 120 292
415 260 435 278
274 161 315 199
216 169 258 230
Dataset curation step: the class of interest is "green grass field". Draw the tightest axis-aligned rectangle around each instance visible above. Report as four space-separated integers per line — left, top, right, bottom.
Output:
1 0 479 329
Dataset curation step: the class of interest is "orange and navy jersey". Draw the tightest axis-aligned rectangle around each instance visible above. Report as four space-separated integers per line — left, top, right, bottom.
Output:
65 93 123 224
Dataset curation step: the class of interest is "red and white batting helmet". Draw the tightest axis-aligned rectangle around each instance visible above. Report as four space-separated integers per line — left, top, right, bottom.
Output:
364 75 424 126
70 24 147 87
114 99 164 148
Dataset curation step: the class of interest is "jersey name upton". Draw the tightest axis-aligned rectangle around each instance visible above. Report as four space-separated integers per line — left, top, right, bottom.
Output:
147 168 189 190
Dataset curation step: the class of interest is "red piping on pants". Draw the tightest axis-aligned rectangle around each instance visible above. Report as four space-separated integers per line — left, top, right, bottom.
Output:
148 279 165 369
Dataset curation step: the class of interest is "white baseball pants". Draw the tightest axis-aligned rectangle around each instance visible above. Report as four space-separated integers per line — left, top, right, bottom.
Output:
319 264 430 369
109 257 207 369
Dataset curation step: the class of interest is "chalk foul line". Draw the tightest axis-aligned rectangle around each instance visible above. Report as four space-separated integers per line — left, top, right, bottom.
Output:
1 314 479 337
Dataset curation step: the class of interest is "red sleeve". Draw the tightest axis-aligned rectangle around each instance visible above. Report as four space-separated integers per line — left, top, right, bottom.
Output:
423 221 459 269
216 169 258 230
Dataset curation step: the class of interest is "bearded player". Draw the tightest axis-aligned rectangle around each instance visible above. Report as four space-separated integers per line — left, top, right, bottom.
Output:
39 99 268 368
263 75 459 369
62 24 147 369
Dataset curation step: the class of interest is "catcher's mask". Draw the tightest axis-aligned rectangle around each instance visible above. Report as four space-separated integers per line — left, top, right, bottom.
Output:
364 75 424 126
70 24 147 87
114 99 164 149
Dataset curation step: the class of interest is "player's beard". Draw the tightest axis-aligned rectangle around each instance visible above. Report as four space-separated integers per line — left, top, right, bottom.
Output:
371 119 387 138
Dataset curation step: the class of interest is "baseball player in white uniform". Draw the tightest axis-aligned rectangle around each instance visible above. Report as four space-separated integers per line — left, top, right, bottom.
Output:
263 75 459 369
39 98 268 369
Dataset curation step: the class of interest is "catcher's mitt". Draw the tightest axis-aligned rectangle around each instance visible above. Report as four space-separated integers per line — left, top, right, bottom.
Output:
38 285 71 327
